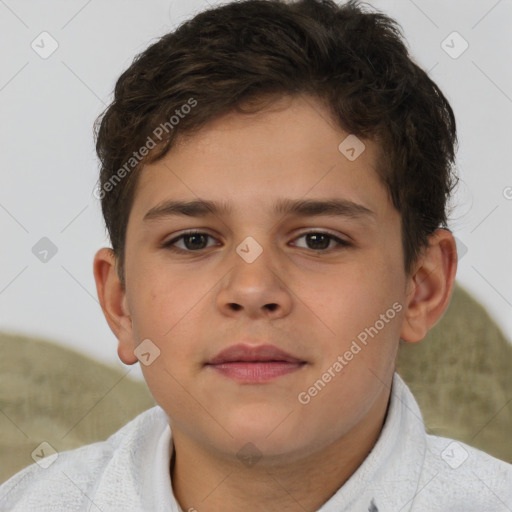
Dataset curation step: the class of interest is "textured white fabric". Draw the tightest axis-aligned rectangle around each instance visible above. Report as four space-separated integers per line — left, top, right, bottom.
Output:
1 372 510 511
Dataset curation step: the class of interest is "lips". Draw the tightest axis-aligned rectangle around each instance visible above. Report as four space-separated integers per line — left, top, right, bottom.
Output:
206 344 306 383
207 344 303 365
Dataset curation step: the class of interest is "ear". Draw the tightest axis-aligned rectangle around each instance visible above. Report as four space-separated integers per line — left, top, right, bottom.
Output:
400 228 458 343
93 247 138 365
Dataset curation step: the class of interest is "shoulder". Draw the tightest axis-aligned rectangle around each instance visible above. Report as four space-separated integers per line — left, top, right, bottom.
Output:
0 406 166 512
414 433 512 510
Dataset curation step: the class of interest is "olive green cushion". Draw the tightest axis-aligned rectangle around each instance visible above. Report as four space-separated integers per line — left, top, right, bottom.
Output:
0 335 155 483
1 281 510 483
397 282 512 463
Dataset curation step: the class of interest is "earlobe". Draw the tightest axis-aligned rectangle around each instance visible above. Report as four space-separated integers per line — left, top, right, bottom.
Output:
93 248 138 365
400 228 458 343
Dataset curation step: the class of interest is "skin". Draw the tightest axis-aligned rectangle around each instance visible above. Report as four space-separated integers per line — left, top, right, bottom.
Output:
93 93 457 511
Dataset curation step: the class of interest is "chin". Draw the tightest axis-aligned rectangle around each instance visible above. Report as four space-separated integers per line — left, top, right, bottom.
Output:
221 408 311 454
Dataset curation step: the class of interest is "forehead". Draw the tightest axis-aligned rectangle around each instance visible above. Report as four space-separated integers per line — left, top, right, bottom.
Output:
129 94 391 225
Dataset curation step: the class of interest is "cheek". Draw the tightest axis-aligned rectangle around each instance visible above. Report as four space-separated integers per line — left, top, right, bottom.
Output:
302 268 375 340
130 266 201 329
129 269 212 360
309 263 402 364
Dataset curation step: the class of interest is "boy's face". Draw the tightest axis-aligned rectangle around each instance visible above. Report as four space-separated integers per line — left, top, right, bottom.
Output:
104 94 418 461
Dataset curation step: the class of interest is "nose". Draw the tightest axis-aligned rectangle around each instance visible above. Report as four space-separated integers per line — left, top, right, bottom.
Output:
215 245 293 320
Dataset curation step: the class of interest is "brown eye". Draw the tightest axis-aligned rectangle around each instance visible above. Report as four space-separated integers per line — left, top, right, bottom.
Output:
162 231 217 253
293 232 351 251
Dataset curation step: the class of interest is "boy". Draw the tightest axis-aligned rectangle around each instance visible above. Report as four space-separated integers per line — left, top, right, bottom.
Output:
1 0 511 510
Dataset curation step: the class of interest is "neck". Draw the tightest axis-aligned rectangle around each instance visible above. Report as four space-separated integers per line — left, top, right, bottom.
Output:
170 385 391 512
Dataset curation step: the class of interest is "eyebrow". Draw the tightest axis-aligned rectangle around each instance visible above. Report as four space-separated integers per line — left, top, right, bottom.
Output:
143 198 376 224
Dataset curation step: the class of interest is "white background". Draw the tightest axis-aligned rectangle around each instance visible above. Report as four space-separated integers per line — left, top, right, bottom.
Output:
1 0 511 381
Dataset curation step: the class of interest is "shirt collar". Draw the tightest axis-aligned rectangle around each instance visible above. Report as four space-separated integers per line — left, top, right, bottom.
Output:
317 372 427 511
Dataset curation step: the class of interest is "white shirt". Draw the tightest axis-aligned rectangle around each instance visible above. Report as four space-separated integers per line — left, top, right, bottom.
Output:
1 372 510 511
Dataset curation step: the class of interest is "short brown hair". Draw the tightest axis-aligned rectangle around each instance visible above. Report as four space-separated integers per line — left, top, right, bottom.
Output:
94 0 458 288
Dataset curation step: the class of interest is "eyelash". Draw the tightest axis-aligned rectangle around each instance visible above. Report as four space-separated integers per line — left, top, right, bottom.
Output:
161 230 351 254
